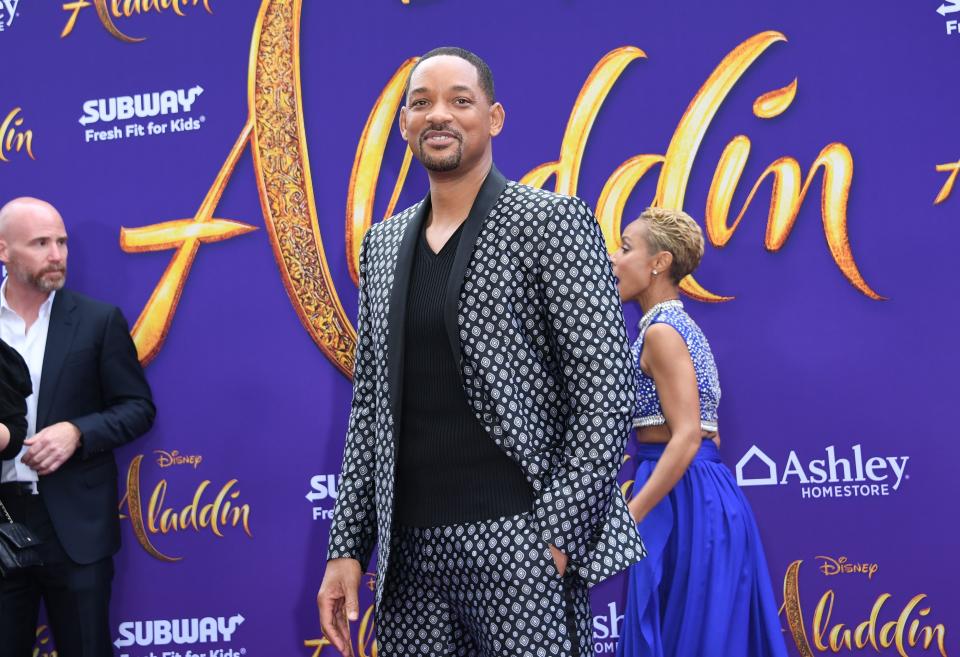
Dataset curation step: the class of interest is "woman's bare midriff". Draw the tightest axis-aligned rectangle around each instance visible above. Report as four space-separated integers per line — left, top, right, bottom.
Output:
635 425 719 445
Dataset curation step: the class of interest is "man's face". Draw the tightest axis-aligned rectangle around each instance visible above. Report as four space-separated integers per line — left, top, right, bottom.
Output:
0 203 68 294
400 55 503 174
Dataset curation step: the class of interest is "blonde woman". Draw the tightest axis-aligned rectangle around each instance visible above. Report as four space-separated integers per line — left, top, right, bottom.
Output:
611 208 786 657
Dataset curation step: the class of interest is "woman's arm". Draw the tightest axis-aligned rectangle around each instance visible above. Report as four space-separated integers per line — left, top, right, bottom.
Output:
627 323 704 523
0 341 31 459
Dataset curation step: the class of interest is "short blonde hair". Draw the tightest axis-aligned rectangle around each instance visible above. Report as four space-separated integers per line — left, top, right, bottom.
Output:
637 207 704 282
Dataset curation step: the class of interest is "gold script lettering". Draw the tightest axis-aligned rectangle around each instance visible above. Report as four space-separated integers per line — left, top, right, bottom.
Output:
0 108 35 163
347 33 882 304
781 559 948 657
816 555 879 579
119 454 253 562
121 121 258 364
155 449 203 468
935 160 960 205
61 0 213 41
345 59 417 285
124 11 887 370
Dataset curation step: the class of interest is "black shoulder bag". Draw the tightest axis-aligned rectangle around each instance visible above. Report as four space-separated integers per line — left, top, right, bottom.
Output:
0 498 43 577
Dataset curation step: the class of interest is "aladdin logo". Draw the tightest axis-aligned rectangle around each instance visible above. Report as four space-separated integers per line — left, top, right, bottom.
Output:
781 560 948 656
306 474 340 520
79 86 204 126
0 107 35 162
114 614 244 648
61 0 213 42
736 444 909 498
0 0 20 32
119 453 252 562
121 30 885 375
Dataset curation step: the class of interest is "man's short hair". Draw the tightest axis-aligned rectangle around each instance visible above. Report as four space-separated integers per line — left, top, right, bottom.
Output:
405 46 496 104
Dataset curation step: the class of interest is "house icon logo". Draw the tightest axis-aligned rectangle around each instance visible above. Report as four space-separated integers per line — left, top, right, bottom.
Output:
736 445 778 487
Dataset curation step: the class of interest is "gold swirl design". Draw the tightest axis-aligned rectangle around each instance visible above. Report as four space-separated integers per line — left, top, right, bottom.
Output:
753 79 797 119
249 0 357 377
121 455 180 562
782 559 814 657
122 11 883 373
122 122 258 365
345 59 418 286
521 47 647 194
935 160 960 205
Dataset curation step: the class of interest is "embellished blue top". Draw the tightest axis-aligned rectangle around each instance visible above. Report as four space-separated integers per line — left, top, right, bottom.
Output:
631 300 720 433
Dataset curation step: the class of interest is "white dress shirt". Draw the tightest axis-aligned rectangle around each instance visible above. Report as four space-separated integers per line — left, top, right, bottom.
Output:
0 278 55 484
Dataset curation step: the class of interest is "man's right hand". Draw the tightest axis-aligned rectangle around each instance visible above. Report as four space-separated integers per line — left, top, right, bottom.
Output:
317 558 362 657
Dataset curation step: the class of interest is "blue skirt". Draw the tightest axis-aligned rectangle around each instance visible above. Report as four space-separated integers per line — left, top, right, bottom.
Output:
617 441 788 657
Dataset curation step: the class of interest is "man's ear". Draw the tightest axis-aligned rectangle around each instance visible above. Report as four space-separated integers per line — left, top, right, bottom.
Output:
489 102 505 137
399 106 410 142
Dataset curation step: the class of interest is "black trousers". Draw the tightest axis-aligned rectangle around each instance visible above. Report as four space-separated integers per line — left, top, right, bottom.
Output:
378 512 592 657
0 491 114 657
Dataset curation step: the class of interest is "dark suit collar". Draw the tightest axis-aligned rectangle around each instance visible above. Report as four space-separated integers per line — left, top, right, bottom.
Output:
386 165 508 424
38 289 79 429
442 166 507 366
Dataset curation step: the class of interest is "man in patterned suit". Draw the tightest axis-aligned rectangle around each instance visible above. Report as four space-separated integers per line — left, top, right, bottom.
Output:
318 47 643 657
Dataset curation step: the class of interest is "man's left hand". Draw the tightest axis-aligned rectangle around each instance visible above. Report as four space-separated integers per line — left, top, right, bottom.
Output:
549 544 568 577
22 422 81 476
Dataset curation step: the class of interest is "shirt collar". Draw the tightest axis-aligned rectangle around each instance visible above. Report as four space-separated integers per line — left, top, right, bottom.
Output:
0 277 56 320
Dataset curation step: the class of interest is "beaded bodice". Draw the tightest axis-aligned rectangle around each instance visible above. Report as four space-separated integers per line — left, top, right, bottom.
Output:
631 300 720 432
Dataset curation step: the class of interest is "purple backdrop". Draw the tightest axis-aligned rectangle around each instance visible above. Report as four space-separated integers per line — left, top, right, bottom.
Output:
1 1 957 655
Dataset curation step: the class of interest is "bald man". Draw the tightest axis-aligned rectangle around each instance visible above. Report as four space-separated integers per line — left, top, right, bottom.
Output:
0 198 155 657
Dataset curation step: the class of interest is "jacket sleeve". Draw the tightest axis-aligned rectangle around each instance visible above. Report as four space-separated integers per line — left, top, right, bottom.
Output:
532 195 637 565
0 341 31 460
71 307 156 458
326 231 378 569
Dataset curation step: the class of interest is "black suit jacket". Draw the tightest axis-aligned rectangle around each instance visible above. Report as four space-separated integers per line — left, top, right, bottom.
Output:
328 168 645 603
34 289 155 564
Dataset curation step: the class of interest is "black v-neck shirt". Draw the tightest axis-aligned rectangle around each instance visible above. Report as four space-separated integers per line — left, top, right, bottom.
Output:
394 221 534 528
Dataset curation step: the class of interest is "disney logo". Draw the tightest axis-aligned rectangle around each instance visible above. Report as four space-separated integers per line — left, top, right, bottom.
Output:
154 450 203 469
816 555 878 579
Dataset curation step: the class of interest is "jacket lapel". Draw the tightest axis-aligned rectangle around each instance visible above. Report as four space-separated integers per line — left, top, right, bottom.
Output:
386 199 430 425
442 166 508 368
37 290 78 429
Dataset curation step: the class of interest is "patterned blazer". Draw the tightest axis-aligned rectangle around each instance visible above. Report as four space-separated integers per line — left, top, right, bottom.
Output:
327 166 645 604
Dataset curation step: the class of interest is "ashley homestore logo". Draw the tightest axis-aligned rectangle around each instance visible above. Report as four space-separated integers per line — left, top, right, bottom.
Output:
736 444 909 499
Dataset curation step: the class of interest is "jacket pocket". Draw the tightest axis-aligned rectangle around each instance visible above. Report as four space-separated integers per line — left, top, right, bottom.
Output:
82 461 115 488
64 348 97 367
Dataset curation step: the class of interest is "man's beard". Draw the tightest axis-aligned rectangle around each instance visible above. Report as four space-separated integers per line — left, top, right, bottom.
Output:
418 131 463 172
9 261 66 293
